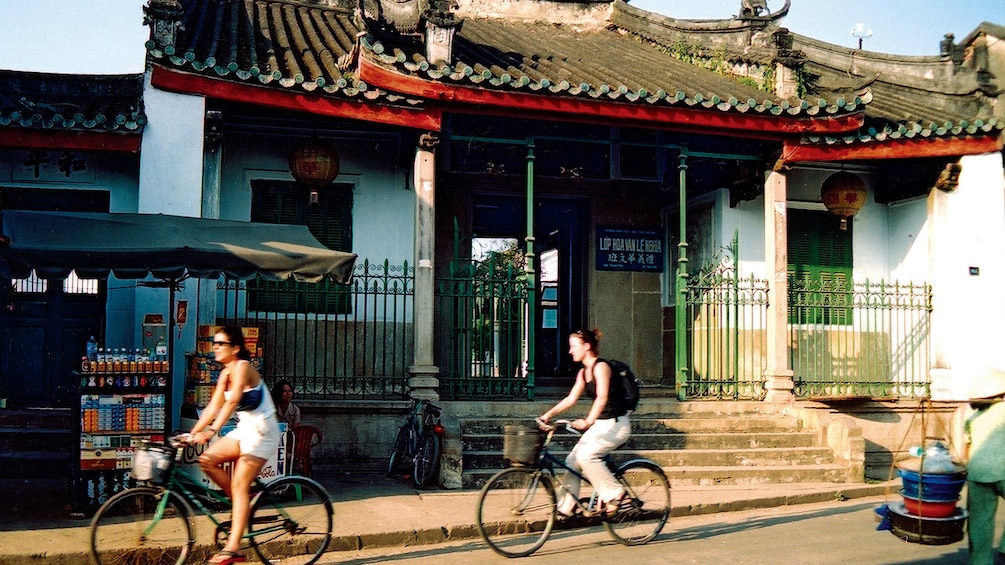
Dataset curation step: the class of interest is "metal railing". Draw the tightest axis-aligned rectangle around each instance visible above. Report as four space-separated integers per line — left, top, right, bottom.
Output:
435 255 530 399
217 259 414 399
789 278 932 398
684 243 769 399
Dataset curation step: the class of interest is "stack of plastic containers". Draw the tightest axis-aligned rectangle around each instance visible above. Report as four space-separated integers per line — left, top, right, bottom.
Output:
888 442 968 544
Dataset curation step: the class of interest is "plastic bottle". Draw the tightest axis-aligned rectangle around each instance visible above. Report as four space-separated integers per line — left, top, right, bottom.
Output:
922 441 957 474
86 336 98 361
155 336 168 362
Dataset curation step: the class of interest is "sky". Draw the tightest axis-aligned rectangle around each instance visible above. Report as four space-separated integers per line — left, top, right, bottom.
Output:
0 0 1002 74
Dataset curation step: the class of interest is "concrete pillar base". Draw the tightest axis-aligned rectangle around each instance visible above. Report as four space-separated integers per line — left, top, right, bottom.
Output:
407 365 440 401
764 369 795 402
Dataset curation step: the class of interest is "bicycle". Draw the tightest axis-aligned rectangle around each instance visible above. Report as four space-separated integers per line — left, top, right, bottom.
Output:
475 418 671 558
386 397 444 489
89 435 334 565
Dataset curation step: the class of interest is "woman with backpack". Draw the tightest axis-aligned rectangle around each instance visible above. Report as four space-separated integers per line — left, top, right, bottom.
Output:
539 328 631 517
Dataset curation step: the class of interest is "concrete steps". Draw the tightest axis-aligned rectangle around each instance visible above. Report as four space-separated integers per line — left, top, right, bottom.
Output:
0 408 73 478
454 399 852 490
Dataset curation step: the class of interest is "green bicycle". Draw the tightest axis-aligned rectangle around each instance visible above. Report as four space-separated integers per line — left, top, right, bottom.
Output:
89 435 333 565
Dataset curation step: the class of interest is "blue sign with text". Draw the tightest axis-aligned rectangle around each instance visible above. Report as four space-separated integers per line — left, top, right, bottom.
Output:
596 227 663 272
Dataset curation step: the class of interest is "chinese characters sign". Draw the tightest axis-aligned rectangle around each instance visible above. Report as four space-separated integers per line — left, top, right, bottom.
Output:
596 227 663 272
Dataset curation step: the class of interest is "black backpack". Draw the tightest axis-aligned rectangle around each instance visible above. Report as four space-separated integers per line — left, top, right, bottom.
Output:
602 358 641 413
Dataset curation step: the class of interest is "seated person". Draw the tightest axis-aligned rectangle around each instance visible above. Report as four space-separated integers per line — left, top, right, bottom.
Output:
271 379 301 429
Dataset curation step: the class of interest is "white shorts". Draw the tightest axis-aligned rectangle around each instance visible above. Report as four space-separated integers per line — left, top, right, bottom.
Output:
225 412 281 460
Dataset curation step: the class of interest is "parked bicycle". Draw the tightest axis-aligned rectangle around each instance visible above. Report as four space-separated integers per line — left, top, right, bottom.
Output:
476 418 671 558
89 435 333 565
386 397 444 489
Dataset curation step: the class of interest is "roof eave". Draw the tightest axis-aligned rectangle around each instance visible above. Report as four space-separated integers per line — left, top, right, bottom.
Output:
358 56 863 135
0 128 141 153
779 134 1004 165
150 65 442 132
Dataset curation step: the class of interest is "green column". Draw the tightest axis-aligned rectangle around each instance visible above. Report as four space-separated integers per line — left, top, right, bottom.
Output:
525 141 537 400
675 149 689 401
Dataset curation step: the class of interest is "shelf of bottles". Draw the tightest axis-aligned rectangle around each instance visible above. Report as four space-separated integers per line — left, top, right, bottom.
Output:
185 353 264 410
73 336 173 512
183 326 263 413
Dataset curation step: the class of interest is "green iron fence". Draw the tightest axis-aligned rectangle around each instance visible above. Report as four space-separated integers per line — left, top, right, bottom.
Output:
683 239 932 400
217 259 413 399
435 255 530 400
684 242 770 399
789 277 932 398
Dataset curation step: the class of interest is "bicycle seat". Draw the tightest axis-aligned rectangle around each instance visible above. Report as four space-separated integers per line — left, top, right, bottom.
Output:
426 404 441 417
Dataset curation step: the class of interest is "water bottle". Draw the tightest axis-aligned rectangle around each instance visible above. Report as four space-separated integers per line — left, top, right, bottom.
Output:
155 336 168 362
86 336 98 362
922 441 956 473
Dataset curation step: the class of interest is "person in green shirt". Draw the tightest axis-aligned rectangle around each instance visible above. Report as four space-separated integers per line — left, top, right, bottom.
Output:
965 368 1005 565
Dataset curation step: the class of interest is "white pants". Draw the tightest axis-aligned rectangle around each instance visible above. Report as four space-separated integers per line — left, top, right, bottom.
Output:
557 415 631 516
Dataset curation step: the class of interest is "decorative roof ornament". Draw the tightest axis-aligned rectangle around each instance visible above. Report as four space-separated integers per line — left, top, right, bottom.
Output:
737 0 790 22
424 0 460 66
143 0 185 53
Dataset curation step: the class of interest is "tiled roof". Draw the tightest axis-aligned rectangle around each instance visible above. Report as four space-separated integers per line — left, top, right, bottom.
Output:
792 36 1003 146
145 0 422 109
0 70 145 133
361 16 863 120
605 1 1002 145
144 0 1001 145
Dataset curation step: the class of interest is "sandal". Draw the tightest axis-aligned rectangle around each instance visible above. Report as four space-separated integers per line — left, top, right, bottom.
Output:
603 494 628 517
206 550 247 564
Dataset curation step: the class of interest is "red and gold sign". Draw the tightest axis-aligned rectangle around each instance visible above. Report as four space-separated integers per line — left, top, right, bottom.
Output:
820 171 866 230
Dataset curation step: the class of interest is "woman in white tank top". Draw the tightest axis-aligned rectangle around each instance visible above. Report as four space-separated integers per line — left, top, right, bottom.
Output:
189 327 280 565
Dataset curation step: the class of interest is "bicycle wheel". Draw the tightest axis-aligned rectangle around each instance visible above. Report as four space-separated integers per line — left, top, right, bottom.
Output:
412 431 441 489
90 486 193 565
249 476 334 565
387 424 410 476
603 460 671 545
476 467 556 558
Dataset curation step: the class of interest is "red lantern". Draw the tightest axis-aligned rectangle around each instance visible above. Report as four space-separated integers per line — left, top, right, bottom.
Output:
288 137 340 204
820 171 866 230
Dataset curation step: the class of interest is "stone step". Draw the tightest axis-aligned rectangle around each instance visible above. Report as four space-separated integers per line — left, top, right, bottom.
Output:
463 430 819 452
441 399 796 420
0 408 73 429
462 446 835 470
460 416 802 435
461 463 849 490
0 427 73 451
0 451 73 478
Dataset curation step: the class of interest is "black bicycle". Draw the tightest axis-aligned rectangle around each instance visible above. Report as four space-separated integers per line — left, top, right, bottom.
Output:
387 398 444 489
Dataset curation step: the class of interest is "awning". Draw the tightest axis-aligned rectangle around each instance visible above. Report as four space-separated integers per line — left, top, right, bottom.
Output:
0 211 357 283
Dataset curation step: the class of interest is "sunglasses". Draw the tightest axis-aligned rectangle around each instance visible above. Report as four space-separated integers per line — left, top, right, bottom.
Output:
212 340 233 346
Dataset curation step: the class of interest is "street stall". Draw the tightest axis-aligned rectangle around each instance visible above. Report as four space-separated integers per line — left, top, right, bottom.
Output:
0 210 356 511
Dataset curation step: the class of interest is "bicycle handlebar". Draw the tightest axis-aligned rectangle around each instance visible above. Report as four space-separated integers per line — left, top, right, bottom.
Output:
535 417 582 436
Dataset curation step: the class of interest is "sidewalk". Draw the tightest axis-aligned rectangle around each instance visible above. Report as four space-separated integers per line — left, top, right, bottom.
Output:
0 473 901 564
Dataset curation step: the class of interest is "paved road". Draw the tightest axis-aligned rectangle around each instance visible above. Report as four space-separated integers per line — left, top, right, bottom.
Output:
321 495 981 564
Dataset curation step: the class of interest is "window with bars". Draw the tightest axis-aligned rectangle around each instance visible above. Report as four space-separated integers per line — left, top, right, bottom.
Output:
249 180 353 313
787 209 853 325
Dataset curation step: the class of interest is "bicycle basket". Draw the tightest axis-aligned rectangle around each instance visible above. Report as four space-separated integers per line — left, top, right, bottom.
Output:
503 426 545 467
131 443 175 484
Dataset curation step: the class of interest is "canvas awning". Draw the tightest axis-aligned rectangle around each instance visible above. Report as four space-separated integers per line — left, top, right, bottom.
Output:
0 210 357 283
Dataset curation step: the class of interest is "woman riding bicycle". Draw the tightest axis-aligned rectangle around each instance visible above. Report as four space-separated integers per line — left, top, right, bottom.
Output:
189 326 280 565
539 328 631 517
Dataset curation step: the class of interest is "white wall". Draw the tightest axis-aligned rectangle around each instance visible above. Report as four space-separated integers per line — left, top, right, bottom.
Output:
219 131 414 270
134 74 207 423
929 152 1005 400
